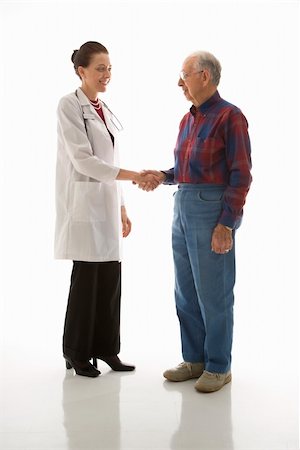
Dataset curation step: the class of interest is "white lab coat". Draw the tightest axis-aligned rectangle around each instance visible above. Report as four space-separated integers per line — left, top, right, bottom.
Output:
54 87 124 262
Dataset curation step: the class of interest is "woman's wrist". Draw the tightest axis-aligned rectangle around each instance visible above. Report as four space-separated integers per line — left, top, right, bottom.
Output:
116 169 140 182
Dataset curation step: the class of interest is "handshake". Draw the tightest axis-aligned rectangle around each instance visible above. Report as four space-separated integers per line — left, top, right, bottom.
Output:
133 170 166 192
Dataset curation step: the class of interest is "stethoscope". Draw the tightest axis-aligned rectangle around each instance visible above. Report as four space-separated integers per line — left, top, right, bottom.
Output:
100 100 123 132
75 90 123 131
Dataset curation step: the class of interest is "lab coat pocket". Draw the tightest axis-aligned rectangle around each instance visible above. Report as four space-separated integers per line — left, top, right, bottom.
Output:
71 182 106 222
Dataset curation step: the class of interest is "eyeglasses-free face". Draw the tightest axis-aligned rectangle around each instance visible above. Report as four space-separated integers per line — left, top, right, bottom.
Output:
78 53 112 96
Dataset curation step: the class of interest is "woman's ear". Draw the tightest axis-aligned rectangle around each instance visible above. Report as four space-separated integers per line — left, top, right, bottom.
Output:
77 66 85 80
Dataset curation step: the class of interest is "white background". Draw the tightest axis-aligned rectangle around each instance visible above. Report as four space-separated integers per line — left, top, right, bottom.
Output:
0 0 299 391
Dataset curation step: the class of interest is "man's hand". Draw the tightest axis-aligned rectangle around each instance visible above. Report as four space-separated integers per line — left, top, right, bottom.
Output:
211 224 233 254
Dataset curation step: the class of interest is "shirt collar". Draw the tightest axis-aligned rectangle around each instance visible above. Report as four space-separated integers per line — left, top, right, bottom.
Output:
190 90 221 116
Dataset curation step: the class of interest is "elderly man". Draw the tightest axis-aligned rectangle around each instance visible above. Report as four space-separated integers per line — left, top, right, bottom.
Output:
143 51 252 393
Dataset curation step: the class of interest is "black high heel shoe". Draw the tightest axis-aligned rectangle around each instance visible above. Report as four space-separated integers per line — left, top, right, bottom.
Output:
93 355 135 372
64 355 101 378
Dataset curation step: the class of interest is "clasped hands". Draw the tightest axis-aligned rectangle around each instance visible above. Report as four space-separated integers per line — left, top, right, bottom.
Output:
133 170 165 192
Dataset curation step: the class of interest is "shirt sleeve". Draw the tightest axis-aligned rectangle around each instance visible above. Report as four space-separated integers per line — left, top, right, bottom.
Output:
57 96 120 182
219 110 252 229
162 168 176 184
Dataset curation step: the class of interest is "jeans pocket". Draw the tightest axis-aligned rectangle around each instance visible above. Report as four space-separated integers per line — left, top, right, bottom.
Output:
198 189 224 203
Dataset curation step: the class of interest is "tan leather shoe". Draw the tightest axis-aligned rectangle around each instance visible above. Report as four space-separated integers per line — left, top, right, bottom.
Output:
163 362 204 382
194 370 232 393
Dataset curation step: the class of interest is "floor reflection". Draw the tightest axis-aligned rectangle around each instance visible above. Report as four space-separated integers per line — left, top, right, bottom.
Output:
164 380 234 450
62 370 121 449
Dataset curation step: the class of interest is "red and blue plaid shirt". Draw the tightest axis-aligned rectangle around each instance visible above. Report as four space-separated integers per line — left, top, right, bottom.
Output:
163 91 252 229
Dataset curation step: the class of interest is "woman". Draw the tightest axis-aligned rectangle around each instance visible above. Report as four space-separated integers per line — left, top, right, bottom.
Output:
55 41 158 377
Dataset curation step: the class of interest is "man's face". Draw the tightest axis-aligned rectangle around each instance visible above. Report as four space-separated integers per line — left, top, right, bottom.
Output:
178 56 205 104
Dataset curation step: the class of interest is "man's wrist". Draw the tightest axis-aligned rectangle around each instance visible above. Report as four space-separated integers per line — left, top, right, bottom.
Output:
217 223 233 231
160 171 167 182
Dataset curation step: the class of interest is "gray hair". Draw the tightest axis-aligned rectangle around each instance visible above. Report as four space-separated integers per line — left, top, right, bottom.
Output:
188 51 222 86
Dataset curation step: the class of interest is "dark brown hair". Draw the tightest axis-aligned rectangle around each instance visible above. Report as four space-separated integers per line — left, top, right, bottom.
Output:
71 41 108 77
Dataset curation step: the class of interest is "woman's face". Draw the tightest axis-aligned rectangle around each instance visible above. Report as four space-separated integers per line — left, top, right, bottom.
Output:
78 52 112 94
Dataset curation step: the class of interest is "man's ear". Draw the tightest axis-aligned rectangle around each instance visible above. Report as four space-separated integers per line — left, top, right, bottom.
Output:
202 68 211 86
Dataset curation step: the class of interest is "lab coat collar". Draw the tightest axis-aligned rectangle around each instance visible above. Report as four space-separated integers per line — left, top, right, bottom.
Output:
75 88 109 117
75 87 92 106
75 87 116 138
75 87 103 121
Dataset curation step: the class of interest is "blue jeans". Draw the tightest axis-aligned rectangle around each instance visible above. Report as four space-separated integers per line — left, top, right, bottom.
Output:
172 184 235 373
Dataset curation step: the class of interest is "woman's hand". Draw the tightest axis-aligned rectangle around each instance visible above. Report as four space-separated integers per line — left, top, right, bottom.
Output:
121 206 132 237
